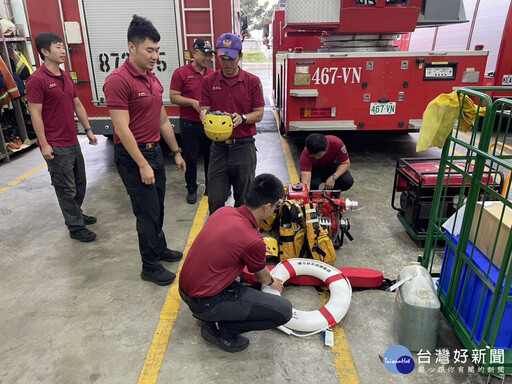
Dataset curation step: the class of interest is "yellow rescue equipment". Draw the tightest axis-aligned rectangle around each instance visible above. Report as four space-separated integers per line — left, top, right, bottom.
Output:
204 111 233 142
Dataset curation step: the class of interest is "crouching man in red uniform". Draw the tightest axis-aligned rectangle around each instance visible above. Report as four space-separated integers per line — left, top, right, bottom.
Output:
179 174 292 352
300 133 354 192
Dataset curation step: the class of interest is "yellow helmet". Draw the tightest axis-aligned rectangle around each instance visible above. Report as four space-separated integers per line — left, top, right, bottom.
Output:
204 111 233 142
263 236 279 258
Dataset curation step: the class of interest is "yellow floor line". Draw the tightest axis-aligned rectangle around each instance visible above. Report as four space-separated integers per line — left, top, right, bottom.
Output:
453 128 474 143
319 293 360 383
269 97 299 184
0 162 46 195
271 93 360 383
138 196 209 384
0 137 90 195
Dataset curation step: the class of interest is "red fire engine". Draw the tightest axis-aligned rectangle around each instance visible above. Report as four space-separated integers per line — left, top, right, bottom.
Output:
23 0 243 136
270 0 512 135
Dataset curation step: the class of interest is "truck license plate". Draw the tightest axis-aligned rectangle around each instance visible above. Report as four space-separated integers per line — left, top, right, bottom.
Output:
370 102 396 115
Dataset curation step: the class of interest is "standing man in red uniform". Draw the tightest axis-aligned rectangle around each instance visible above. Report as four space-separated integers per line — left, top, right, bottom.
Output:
200 33 265 215
103 15 186 286
300 133 354 191
27 32 98 242
170 39 215 204
179 173 292 352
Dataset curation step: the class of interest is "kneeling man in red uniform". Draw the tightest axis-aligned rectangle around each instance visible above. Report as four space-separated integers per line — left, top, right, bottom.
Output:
179 173 292 352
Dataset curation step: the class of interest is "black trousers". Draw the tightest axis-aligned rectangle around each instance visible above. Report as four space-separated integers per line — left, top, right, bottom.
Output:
207 139 257 215
45 144 87 232
179 281 293 339
114 143 168 272
311 163 354 191
180 119 212 193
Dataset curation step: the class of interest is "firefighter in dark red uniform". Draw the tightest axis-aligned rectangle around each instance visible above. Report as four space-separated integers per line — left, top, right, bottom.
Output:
103 15 185 286
300 133 354 191
27 32 98 243
170 39 215 204
179 173 292 353
200 33 265 215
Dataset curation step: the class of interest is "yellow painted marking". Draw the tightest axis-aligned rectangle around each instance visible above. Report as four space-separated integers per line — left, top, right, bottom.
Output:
318 292 360 383
453 128 474 143
269 96 300 184
272 90 359 383
0 137 90 195
0 163 46 195
138 196 209 384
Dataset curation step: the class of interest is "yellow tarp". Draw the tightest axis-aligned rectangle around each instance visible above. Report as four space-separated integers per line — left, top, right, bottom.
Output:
416 91 486 152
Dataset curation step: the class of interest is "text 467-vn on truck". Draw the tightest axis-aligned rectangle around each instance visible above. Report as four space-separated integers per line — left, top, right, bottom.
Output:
271 0 509 135
24 0 243 136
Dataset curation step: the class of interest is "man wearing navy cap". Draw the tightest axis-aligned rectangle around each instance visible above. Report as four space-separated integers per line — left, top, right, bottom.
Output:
200 33 265 215
171 39 215 204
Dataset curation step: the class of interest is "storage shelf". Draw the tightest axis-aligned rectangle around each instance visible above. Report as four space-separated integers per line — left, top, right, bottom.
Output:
2 36 28 42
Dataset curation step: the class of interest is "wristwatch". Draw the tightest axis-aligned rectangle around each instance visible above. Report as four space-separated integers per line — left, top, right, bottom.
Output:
84 127 93 133
332 174 338 181
267 276 274 286
241 114 247 124
172 148 182 156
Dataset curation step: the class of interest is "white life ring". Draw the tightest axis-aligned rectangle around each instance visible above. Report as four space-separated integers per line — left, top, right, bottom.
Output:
263 258 352 337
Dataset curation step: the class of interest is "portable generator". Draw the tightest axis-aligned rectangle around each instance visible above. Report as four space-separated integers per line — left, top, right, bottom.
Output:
391 158 503 241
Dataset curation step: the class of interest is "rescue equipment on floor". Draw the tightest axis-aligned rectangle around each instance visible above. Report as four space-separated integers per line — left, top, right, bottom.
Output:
263 236 279 258
285 183 357 249
203 111 233 142
278 200 306 261
243 263 384 288
259 183 358 264
303 202 336 265
262 258 352 337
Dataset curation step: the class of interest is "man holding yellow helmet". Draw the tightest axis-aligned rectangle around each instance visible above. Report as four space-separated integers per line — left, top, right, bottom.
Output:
200 33 265 215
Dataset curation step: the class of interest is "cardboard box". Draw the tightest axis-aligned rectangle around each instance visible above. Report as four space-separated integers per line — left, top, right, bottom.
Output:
469 202 512 270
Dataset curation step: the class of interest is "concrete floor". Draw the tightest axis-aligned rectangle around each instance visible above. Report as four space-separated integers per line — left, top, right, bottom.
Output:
0 63 507 384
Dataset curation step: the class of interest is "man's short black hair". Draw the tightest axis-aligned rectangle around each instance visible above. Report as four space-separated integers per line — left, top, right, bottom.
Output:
245 174 284 209
127 15 160 45
305 133 328 155
35 32 63 61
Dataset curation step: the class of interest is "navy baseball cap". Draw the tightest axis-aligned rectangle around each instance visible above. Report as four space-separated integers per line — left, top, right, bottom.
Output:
193 39 216 54
216 33 242 59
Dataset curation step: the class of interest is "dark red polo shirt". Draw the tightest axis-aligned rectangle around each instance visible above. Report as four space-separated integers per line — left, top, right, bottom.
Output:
200 68 265 139
26 65 78 147
179 205 266 297
170 62 213 123
300 135 350 172
103 59 164 145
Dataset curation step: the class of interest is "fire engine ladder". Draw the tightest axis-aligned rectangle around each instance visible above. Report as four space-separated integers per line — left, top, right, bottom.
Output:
180 0 215 68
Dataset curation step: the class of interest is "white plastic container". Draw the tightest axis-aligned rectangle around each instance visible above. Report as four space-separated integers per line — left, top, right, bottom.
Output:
394 263 440 352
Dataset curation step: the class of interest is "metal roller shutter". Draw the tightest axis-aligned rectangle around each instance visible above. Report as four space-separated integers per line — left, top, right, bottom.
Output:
79 0 183 106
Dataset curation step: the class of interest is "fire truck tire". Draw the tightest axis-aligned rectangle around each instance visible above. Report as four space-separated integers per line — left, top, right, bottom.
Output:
264 258 352 335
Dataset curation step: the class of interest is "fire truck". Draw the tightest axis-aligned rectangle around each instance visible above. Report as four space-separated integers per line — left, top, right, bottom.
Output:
23 0 243 136
271 0 512 135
